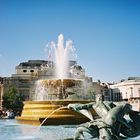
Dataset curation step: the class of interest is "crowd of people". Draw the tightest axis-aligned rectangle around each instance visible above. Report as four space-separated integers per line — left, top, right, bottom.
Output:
0 109 15 119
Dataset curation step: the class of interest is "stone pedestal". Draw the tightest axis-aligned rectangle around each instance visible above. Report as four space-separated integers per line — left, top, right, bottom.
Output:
16 100 96 126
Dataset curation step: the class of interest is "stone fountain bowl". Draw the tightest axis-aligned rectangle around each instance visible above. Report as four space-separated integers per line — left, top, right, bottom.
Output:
16 100 96 126
38 79 82 88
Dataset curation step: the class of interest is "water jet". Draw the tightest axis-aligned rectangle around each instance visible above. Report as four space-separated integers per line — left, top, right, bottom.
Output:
16 34 95 125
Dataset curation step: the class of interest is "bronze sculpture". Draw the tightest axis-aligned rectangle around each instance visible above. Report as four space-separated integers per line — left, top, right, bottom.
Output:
68 94 140 140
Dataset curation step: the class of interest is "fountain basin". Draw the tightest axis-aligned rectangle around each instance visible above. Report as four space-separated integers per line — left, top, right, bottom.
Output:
16 100 96 126
35 79 83 100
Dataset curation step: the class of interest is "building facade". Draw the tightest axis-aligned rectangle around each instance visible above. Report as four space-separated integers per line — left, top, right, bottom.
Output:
1 59 113 106
109 77 140 111
2 60 89 101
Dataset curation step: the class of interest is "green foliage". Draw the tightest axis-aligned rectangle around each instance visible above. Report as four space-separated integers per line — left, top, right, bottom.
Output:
2 87 24 112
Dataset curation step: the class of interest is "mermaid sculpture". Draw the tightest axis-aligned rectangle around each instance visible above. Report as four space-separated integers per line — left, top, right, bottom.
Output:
68 94 140 140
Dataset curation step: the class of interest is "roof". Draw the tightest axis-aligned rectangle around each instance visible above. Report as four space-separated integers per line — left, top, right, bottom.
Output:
17 60 49 68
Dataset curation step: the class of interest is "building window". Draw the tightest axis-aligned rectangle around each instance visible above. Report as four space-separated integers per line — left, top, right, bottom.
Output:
30 70 34 73
23 70 27 73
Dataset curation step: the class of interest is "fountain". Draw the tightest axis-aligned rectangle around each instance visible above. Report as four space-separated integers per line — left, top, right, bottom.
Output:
16 34 95 125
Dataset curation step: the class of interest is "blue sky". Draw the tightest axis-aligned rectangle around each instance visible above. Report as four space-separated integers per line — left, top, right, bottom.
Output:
0 0 140 82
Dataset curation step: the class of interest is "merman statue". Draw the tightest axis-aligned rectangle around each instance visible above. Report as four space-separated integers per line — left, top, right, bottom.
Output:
68 94 140 140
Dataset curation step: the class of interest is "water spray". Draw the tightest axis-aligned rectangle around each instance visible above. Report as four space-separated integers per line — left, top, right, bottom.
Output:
39 106 68 127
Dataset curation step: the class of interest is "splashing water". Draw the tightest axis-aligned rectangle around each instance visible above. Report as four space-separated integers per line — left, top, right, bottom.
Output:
35 80 48 101
46 34 77 79
34 34 78 100
39 106 93 127
39 106 68 126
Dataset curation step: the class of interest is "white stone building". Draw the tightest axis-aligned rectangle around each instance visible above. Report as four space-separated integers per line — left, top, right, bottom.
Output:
110 77 140 111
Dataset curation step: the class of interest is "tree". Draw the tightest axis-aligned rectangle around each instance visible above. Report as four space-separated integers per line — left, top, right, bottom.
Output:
2 87 24 113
